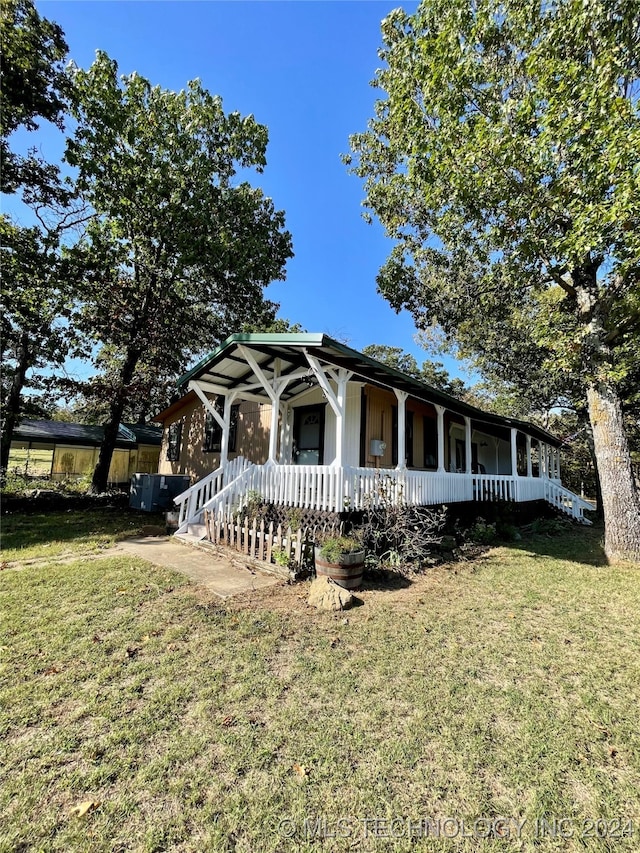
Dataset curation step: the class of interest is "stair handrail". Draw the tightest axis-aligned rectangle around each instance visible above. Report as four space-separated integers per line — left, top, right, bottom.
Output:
174 455 250 527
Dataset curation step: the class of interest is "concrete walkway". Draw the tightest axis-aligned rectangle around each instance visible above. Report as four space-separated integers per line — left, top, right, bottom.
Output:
115 536 280 599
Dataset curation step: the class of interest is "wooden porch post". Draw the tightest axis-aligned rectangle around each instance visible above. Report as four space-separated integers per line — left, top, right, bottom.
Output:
526 434 532 477
304 353 352 467
395 389 408 471
555 447 561 481
510 428 519 477
436 405 446 472
219 394 234 469
278 402 289 464
464 417 472 474
267 389 282 464
335 369 351 468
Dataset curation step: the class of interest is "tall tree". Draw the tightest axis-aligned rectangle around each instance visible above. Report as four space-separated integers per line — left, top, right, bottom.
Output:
66 53 293 491
0 0 69 195
0 220 77 473
362 344 466 397
0 0 79 477
349 0 640 562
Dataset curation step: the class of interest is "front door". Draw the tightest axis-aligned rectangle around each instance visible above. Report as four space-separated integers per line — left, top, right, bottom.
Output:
293 405 325 465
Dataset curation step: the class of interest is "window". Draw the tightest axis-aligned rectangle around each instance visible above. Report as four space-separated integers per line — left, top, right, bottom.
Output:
167 421 182 462
203 401 240 453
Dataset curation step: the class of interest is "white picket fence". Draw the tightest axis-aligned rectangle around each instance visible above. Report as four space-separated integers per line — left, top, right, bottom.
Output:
174 462 592 530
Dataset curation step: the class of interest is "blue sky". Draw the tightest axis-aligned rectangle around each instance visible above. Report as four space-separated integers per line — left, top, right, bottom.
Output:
10 1 472 382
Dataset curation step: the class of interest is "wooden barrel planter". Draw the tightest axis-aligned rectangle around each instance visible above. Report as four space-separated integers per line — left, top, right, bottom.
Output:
314 547 365 590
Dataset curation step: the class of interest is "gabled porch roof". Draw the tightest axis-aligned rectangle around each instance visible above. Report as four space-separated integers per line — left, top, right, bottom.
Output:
177 333 561 448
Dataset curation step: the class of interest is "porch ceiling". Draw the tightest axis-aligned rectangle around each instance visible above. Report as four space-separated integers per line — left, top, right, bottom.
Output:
178 333 562 447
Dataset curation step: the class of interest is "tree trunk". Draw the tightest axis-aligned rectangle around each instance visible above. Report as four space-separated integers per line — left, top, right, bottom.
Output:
90 347 140 493
587 378 640 563
0 332 31 479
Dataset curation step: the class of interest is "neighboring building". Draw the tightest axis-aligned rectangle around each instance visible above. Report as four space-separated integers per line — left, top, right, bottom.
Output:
152 333 591 532
9 420 162 485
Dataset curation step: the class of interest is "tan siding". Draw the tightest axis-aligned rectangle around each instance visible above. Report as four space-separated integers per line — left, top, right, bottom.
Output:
364 386 395 467
157 396 271 482
363 385 437 469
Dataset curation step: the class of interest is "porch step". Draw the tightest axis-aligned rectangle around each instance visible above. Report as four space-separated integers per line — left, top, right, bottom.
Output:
186 522 207 540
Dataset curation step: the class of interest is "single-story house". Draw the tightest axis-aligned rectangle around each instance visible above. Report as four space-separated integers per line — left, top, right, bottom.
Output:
9 420 162 485
152 333 591 533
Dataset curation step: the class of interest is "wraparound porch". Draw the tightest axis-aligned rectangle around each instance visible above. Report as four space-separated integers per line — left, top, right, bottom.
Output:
175 459 590 532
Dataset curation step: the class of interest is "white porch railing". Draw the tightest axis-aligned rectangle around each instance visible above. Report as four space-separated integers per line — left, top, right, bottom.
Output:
174 455 252 531
173 463 592 531
543 480 593 523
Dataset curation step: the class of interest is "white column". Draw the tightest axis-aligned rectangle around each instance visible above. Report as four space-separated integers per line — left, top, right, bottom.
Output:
304 354 352 467
510 428 519 477
394 389 408 470
555 447 561 481
219 395 233 469
526 435 532 478
464 417 472 474
335 370 350 468
278 403 289 463
267 388 282 464
540 442 547 478
436 405 446 472
494 437 500 474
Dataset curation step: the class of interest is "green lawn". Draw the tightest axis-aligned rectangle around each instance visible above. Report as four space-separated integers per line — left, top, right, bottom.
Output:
1 516 639 851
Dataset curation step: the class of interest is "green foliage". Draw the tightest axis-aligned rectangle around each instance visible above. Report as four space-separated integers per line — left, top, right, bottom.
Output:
362 343 466 397
349 0 640 558
317 535 363 563
239 490 265 521
63 52 293 490
0 219 80 474
0 0 69 194
465 518 497 546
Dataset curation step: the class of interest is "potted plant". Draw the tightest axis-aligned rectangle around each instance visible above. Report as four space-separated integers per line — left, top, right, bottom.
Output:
314 533 365 590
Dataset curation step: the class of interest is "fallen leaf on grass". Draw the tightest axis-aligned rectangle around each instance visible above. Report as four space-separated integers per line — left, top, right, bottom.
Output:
330 637 340 648
293 763 310 779
125 647 139 659
43 665 61 675
70 800 101 817
221 715 236 727
609 746 618 758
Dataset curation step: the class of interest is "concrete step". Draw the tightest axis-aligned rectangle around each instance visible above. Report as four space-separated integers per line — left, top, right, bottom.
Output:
186 522 207 540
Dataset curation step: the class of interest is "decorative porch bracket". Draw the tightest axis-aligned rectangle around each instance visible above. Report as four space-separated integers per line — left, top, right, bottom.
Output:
237 346 313 465
188 380 238 468
304 353 353 467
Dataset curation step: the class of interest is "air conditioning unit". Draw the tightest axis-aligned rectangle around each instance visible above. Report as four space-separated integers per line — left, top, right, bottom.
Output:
370 439 387 457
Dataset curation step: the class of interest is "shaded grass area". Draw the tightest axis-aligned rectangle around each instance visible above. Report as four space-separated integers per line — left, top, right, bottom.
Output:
1 525 639 851
0 509 164 562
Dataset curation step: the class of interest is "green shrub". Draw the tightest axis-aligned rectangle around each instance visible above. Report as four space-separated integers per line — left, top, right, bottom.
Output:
317 535 363 563
466 517 497 545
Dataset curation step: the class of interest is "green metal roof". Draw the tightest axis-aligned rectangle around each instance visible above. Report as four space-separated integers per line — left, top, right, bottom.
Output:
178 333 562 447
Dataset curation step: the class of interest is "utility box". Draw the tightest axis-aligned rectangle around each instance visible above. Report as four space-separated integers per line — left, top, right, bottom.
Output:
370 439 387 457
129 474 190 512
